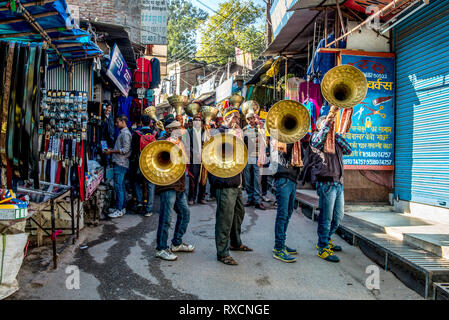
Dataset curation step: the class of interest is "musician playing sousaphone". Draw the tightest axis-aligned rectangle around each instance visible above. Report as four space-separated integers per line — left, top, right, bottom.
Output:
208 108 253 266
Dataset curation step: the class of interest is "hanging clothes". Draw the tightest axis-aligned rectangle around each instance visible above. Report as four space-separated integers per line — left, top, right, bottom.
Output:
133 57 152 89
285 77 305 101
299 81 323 108
117 96 133 127
149 58 161 89
303 99 319 132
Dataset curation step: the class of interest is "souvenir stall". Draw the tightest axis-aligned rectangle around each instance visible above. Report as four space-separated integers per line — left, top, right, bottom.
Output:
0 0 103 299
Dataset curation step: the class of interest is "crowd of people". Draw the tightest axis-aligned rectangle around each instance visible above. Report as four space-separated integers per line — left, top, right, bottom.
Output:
100 99 351 266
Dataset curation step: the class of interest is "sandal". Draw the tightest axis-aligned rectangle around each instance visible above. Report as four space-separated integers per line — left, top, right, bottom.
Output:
218 256 238 265
230 244 253 252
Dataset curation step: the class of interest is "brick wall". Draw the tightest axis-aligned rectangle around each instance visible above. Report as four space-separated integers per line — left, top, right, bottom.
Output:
67 0 142 44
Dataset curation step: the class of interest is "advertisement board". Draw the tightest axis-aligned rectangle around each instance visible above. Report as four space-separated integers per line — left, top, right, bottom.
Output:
341 53 395 170
106 44 132 97
141 0 168 45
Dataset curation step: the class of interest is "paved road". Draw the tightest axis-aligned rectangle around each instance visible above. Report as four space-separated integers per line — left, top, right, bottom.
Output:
12 193 422 300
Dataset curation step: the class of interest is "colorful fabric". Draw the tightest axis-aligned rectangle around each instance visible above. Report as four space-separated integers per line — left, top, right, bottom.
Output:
285 77 304 101
133 57 152 89
299 81 323 108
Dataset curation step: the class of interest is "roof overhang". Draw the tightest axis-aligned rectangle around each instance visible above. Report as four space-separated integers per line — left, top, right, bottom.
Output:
289 0 345 11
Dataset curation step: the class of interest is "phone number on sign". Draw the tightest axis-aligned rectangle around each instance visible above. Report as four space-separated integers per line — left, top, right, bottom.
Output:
344 159 393 166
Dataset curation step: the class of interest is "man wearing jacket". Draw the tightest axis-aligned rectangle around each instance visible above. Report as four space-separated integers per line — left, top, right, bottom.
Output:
155 120 194 261
187 113 206 205
311 107 352 263
209 109 252 266
271 141 302 263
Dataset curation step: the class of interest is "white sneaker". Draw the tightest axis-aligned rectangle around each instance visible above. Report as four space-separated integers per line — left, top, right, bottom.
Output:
120 208 126 215
108 208 116 213
109 210 124 218
155 249 178 261
144 212 153 217
170 243 195 253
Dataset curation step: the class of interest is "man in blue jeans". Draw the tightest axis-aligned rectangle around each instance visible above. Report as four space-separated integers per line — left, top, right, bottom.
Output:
105 115 132 218
271 142 302 263
311 107 352 263
243 112 266 210
155 120 194 261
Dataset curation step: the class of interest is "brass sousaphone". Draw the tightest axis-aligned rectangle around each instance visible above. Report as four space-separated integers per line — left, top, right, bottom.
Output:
321 64 368 109
241 100 260 117
201 106 219 124
185 102 201 117
139 140 187 186
266 100 310 144
229 94 244 109
201 133 248 178
144 106 158 121
167 94 189 116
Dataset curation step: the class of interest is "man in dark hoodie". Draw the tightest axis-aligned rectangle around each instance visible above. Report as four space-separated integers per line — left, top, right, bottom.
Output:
311 107 352 263
154 120 194 261
209 109 252 266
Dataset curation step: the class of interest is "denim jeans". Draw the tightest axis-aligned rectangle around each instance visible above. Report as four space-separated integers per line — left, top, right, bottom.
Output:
156 190 191 251
317 183 345 249
113 164 127 211
274 178 297 250
244 163 261 204
135 179 155 213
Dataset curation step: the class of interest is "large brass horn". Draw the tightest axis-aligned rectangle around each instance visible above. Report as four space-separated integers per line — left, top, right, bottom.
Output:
144 106 158 121
139 140 187 186
201 106 219 124
185 102 201 117
167 95 189 116
266 100 310 144
230 94 244 109
241 100 260 117
202 133 248 178
321 65 368 109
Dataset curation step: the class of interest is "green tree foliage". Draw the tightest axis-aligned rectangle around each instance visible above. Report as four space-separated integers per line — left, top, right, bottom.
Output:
196 0 265 65
167 0 208 62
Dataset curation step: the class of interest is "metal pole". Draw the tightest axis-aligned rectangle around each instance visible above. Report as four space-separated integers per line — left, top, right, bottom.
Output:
50 199 57 269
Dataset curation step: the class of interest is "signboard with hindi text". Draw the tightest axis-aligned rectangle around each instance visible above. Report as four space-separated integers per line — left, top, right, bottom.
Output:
341 52 395 170
141 0 168 45
106 44 132 97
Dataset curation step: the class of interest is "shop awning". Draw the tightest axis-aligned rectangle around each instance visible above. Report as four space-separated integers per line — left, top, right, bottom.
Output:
0 0 102 63
289 0 344 11
263 5 320 56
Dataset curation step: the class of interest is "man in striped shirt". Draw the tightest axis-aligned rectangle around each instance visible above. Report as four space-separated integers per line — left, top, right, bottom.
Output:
311 106 352 263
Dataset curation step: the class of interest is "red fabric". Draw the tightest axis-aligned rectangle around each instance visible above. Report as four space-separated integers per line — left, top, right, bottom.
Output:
133 57 152 88
78 141 85 201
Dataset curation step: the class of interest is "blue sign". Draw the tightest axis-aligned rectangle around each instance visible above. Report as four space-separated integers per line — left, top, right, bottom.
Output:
106 44 132 97
341 54 395 170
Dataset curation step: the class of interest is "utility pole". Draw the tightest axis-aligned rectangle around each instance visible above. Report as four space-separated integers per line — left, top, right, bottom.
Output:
265 0 272 47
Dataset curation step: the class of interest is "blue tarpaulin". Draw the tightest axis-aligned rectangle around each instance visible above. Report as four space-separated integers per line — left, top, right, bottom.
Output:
0 0 102 62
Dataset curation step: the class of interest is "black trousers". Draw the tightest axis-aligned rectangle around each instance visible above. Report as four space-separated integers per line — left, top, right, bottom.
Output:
188 164 205 202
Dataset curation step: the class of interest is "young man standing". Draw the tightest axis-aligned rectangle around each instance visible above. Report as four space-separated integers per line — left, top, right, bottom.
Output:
187 113 206 205
271 142 302 263
243 112 266 210
209 109 252 266
105 115 132 218
311 107 352 263
130 115 157 217
155 120 194 261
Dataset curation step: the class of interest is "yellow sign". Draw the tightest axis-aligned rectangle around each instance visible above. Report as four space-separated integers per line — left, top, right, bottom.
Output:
259 111 267 120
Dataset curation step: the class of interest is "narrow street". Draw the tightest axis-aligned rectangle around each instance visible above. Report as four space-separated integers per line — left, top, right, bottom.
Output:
11 193 421 300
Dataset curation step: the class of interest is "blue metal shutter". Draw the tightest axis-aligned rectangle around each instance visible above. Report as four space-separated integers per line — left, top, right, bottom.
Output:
394 0 449 208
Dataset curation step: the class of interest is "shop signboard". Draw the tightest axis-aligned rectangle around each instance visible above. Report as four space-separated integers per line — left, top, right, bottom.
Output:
341 52 395 170
216 77 233 103
106 44 132 97
141 0 168 45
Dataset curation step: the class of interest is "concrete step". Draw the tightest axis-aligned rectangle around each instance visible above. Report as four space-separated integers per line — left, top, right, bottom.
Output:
345 211 449 260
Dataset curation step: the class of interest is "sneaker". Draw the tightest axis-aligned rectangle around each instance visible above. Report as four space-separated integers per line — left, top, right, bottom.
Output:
317 247 340 262
285 246 298 255
170 243 195 253
144 212 153 217
108 207 116 213
329 239 342 252
108 210 124 219
262 195 271 202
273 248 296 263
155 249 178 261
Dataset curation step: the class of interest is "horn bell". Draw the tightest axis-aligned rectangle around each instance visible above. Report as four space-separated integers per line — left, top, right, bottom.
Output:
185 102 201 117
201 106 219 124
321 65 368 109
230 94 244 109
144 106 158 121
241 100 260 117
167 95 189 116
266 100 310 144
202 133 248 178
139 140 186 186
